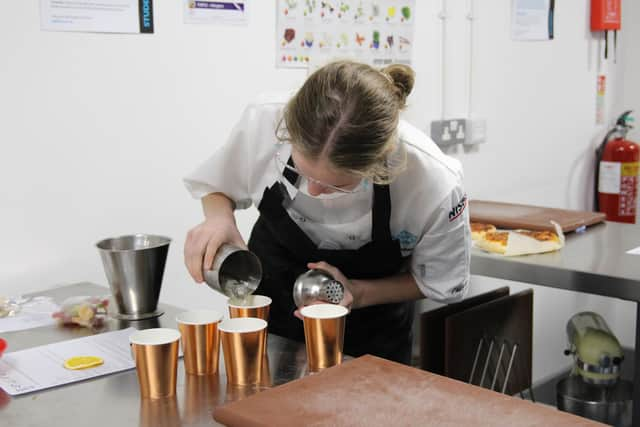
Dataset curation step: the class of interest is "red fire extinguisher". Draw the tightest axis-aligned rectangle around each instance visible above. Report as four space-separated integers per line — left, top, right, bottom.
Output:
595 111 639 223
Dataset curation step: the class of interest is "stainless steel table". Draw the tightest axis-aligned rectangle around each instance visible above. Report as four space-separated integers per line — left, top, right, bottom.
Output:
0 283 311 427
471 221 640 423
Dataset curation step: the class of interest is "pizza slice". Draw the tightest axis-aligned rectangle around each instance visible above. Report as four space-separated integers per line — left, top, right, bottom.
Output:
470 222 497 241
475 231 509 254
475 226 564 256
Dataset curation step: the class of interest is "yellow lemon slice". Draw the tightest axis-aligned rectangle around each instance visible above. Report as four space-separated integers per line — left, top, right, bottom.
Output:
64 356 104 370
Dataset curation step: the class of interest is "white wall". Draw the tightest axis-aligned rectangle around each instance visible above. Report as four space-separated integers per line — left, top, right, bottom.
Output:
1 1 637 382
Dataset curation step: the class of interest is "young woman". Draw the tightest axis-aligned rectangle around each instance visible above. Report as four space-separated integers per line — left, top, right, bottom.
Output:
184 60 471 364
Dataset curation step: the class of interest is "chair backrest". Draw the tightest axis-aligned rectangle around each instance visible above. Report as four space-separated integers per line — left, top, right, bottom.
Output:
419 286 510 373
445 289 533 395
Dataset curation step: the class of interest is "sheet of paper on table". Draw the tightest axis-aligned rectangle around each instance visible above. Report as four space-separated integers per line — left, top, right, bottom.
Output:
0 328 137 396
0 296 60 334
627 246 640 255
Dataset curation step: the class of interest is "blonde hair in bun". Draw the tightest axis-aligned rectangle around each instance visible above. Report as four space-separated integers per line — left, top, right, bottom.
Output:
381 63 415 105
277 60 416 184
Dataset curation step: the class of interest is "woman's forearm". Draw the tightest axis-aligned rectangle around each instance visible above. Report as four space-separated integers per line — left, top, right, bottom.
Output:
201 192 235 220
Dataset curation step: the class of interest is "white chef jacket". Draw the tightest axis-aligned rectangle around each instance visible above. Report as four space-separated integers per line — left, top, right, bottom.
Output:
184 93 471 303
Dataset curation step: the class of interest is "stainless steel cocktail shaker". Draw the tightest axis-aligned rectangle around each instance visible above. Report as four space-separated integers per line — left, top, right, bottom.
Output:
203 244 262 300
292 269 344 308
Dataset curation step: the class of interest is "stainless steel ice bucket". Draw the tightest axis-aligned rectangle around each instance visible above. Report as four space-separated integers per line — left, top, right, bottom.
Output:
96 234 171 320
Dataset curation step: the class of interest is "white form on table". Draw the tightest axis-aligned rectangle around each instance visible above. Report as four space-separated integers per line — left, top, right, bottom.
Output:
627 246 640 255
0 327 137 395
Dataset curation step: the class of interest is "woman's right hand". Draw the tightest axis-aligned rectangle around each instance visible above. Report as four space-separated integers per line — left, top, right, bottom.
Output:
184 211 246 284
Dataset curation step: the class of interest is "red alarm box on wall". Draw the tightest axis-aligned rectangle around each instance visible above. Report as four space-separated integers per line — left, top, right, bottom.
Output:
591 0 621 31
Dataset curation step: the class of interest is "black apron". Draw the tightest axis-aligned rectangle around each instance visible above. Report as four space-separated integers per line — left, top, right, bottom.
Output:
248 157 414 364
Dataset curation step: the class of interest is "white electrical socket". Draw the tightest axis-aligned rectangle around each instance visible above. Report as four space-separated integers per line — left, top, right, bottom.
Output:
464 118 487 145
431 119 467 146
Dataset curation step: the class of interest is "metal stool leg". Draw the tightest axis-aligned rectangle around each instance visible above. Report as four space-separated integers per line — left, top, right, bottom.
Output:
490 342 507 391
479 339 495 388
501 343 518 394
469 338 484 384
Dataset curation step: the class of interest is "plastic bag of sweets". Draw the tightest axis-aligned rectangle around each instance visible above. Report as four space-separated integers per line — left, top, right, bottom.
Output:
52 296 109 329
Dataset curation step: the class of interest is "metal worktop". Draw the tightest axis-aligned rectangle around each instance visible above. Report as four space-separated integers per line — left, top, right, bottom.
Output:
471 221 640 302
471 220 640 424
0 283 311 427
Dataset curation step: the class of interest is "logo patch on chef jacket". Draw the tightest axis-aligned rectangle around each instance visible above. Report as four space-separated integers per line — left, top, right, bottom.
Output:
448 194 468 222
394 230 418 252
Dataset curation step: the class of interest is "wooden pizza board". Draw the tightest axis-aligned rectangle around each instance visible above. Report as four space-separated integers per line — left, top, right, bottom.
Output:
213 354 602 426
470 200 606 232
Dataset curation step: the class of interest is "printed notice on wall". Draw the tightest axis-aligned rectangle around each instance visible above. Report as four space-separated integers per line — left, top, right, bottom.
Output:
276 0 416 69
511 0 554 41
184 1 249 25
40 0 154 34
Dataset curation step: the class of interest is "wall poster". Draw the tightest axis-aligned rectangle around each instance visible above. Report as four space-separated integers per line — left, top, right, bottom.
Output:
276 0 416 68
40 0 154 34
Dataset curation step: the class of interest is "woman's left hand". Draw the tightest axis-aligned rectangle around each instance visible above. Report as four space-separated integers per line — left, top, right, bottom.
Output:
293 261 357 320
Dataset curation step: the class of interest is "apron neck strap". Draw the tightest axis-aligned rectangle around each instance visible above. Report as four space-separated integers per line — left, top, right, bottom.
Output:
283 156 299 186
372 183 392 241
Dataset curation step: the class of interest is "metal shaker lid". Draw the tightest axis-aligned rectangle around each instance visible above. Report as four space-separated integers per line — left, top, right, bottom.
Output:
293 269 344 308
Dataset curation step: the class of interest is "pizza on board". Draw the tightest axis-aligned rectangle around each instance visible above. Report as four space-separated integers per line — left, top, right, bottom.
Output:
475 228 562 255
470 222 497 241
475 231 509 254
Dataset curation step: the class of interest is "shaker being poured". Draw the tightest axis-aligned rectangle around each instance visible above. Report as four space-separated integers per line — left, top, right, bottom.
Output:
203 244 262 302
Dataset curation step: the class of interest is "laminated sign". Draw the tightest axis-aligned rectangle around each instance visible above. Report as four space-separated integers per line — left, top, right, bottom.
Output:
40 0 154 34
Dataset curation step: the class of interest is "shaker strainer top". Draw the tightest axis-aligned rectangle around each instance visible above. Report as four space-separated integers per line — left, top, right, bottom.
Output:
319 280 344 304
292 269 345 308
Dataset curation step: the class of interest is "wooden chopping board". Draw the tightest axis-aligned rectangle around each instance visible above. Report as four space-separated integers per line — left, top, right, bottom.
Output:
470 200 606 232
213 355 602 427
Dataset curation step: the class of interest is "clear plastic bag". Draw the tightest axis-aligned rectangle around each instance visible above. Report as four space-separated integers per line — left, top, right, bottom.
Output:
0 296 26 318
52 296 110 329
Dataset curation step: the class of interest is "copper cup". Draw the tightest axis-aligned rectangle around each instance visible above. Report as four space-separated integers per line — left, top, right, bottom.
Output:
176 310 223 375
129 328 180 399
228 295 271 320
219 317 267 385
260 354 272 388
301 304 348 372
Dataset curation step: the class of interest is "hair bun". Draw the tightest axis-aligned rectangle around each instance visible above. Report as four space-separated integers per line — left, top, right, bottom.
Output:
381 64 415 102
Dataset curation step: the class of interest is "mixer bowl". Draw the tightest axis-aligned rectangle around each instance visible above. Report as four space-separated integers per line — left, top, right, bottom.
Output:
557 376 632 426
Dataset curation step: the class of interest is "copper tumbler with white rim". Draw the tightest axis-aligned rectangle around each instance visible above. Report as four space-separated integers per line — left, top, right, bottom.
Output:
129 328 181 399
176 310 223 375
301 304 348 372
218 317 268 385
228 295 272 320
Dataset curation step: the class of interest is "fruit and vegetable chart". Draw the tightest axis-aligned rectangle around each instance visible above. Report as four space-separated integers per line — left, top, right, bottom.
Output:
276 0 416 68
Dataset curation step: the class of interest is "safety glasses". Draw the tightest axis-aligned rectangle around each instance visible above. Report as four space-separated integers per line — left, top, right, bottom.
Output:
274 148 364 194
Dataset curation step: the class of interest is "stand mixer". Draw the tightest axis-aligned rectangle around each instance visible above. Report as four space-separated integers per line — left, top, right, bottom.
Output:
557 312 632 426
564 311 623 384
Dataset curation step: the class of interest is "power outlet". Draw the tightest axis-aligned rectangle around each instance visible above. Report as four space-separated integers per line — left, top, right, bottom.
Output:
431 119 467 146
464 118 487 145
